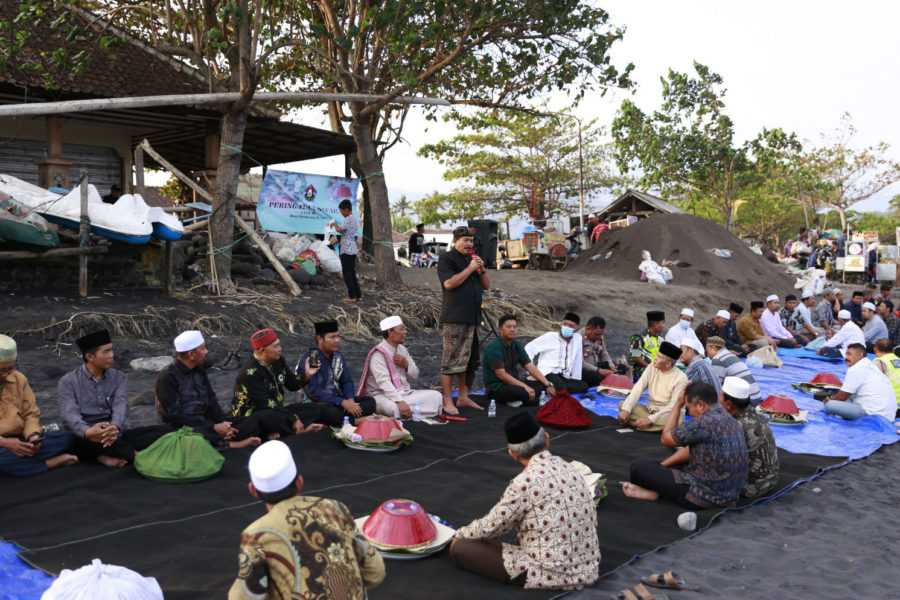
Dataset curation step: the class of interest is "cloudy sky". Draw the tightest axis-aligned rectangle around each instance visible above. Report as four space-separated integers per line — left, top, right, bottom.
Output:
276 0 900 214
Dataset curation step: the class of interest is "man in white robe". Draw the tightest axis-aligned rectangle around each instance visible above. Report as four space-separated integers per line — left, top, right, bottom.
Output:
359 316 443 419
524 312 587 393
664 307 704 355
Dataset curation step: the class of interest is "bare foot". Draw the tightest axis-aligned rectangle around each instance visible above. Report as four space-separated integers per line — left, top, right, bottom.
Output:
442 399 460 416
229 437 262 449
457 396 483 410
97 455 128 468
46 454 78 470
621 482 659 502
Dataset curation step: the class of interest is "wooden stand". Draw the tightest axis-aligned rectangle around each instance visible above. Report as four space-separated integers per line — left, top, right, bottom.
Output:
78 170 90 297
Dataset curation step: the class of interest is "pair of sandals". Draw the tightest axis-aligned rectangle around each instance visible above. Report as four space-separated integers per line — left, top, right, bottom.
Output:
612 571 692 600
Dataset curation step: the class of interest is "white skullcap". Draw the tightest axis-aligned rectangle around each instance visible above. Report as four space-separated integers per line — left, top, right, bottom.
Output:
862 302 876 312
766 294 779 303
838 309 852 321
833 288 842 295
801 291 814 300
41 559 163 600
173 330 204 353
680 308 695 318
715 309 731 320
680 335 705 355
0 334 16 363
823 287 835 295
379 315 404 332
722 376 751 400
249 440 297 493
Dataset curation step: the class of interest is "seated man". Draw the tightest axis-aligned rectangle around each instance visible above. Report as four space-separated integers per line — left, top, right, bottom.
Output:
58 329 170 468
823 343 896 423
705 336 762 405
0 334 77 477
229 440 385 600
719 376 779 499
664 308 696 349
872 339 900 415
680 336 720 395
524 312 587 393
876 300 899 348
861 302 889 351
581 316 615 387
158 330 317 449
482 315 556 407
695 309 730 348
358 316 442 419
780 294 817 345
722 303 749 355
760 295 800 348
629 311 665 382
624 382 748 509
618 341 688 432
232 328 323 429
306 321 376 427
817 310 865 358
737 301 775 350
813 288 837 333
450 412 600 590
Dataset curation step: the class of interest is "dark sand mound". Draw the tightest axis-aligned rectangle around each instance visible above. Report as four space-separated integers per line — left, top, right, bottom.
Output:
570 214 793 294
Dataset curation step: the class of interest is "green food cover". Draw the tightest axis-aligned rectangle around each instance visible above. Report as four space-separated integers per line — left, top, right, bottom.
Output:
135 427 225 483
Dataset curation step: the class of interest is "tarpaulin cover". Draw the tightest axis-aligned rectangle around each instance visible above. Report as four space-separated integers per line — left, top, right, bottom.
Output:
586 349 899 460
0 542 51 600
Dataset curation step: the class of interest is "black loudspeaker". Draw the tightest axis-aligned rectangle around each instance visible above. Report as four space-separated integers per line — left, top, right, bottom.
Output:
468 219 499 269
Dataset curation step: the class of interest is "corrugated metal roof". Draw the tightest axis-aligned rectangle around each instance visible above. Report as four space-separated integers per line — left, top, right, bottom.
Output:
595 189 684 219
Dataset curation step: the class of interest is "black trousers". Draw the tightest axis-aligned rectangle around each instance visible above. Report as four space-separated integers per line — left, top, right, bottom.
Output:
489 381 544 406
316 396 376 427
340 253 362 299
193 408 301 445
630 458 703 510
450 539 526 586
73 425 173 463
546 373 590 394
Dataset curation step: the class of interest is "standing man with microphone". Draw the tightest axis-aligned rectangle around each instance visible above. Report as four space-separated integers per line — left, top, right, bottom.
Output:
438 226 490 415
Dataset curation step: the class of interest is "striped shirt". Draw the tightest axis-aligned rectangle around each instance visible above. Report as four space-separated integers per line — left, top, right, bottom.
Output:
710 349 762 404
685 358 721 396
813 300 835 330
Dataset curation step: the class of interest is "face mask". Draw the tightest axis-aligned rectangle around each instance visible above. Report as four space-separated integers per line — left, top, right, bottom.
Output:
560 326 575 339
679 319 691 330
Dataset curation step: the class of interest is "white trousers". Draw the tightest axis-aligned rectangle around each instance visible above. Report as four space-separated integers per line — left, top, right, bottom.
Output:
374 390 443 419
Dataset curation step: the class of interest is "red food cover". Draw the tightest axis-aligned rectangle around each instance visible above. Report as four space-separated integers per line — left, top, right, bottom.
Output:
354 415 402 443
537 391 592 429
363 499 437 549
810 372 842 387
599 374 633 391
760 395 800 415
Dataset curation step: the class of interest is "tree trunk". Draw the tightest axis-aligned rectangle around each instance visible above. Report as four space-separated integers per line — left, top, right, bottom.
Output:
361 177 375 256
837 207 847 233
351 117 400 285
212 107 249 291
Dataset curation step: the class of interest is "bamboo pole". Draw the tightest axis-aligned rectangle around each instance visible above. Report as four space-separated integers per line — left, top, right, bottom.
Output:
0 246 107 261
0 91 450 118
139 139 302 296
78 170 90 297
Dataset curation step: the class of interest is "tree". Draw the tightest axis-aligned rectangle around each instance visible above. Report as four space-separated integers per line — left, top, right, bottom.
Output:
416 110 616 224
394 195 412 218
6 0 315 291
275 0 632 284
805 114 900 232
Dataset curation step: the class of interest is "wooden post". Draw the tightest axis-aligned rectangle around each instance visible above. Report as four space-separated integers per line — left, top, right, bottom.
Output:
140 139 302 297
78 170 90 297
134 146 145 196
163 241 175 295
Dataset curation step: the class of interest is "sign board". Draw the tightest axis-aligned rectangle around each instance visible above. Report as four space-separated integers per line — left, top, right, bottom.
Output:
843 240 865 272
256 170 359 234
862 231 879 244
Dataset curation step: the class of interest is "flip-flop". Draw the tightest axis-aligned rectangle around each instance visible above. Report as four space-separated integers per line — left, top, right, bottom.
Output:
610 584 669 600
641 571 691 591
437 414 468 423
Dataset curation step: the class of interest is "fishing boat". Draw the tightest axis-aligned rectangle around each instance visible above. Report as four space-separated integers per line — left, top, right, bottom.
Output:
0 193 59 249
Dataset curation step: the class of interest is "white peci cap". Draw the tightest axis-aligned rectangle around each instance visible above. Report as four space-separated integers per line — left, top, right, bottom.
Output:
173 330 204 353
680 335 705 355
715 309 731 320
766 294 779 303
680 308 695 318
862 302 876 312
248 440 297 493
722 376 751 400
379 315 404 332
838 309 852 321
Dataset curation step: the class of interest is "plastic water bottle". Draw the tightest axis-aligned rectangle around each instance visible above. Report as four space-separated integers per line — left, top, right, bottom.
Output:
539 391 548 406
342 415 351 429
412 404 422 422
487 399 497 418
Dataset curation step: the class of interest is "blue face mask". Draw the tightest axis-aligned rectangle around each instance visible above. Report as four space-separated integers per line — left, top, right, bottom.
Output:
560 326 575 339
679 319 691 330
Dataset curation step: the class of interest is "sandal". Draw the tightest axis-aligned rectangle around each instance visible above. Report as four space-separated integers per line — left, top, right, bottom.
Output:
437 414 468 423
611 583 669 600
641 571 690 591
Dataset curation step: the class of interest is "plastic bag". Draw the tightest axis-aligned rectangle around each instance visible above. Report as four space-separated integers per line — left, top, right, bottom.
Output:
310 240 342 273
41 559 163 600
748 345 783 368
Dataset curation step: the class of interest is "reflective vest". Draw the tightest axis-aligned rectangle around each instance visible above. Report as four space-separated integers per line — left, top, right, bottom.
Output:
876 353 900 407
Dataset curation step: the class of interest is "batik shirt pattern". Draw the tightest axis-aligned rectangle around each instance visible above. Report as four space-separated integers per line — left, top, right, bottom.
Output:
735 409 780 499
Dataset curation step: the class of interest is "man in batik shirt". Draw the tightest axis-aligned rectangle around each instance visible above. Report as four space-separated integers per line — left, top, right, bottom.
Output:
719 377 780 498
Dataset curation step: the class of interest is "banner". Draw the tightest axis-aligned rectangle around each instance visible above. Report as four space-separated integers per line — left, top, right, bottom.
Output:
256 170 358 234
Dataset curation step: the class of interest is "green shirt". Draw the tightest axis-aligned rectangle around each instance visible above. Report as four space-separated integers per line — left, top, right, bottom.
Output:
482 338 531 392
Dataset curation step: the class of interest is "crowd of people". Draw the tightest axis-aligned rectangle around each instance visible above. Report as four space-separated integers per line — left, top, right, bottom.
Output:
1 224 898 596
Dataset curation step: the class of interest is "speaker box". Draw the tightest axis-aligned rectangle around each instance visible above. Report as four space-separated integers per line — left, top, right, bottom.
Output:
468 219 499 269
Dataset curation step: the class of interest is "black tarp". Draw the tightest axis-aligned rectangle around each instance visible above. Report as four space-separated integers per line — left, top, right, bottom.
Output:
0 406 842 599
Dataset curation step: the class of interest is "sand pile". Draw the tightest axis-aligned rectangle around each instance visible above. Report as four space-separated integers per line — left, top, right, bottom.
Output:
570 214 793 295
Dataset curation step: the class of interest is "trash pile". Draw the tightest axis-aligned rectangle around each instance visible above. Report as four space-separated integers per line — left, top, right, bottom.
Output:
268 232 343 286
570 214 794 295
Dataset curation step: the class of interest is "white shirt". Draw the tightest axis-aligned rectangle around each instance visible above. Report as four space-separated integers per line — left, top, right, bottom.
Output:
823 321 866 355
665 322 705 356
840 358 896 422
525 331 583 379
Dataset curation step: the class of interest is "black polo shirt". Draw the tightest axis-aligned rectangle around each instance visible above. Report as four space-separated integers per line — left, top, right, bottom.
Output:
438 248 483 325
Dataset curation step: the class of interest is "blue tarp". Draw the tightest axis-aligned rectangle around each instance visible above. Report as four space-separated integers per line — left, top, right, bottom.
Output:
0 542 51 600
584 348 899 460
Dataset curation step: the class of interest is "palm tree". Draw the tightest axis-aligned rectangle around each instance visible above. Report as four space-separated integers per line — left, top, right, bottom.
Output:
394 194 411 217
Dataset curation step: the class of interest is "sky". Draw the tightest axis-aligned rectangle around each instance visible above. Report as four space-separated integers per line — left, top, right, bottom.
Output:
161 1 900 215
